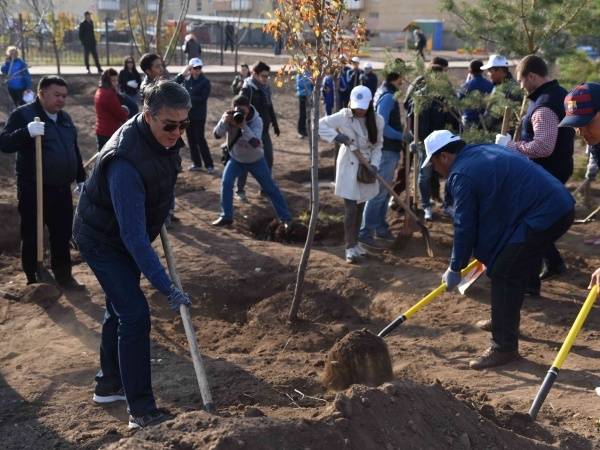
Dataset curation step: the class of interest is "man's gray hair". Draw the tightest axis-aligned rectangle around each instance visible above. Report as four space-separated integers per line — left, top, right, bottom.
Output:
143 80 191 116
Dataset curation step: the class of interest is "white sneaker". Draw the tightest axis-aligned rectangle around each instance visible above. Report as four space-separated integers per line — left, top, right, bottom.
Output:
345 247 359 263
354 243 368 257
424 207 433 221
595 387 600 397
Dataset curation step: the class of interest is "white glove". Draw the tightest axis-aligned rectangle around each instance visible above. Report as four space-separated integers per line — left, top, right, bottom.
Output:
74 182 84 194
495 133 512 147
27 121 45 138
126 80 138 89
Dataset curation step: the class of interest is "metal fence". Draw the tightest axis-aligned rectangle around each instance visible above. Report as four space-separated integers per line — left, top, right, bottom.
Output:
0 14 277 69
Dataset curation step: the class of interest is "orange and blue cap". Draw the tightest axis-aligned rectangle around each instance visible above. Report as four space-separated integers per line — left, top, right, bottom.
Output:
559 82 600 128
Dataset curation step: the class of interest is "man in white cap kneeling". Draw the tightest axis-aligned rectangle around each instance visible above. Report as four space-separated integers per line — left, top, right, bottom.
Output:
423 130 574 369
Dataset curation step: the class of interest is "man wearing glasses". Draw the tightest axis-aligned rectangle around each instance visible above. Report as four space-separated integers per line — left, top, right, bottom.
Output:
73 80 193 429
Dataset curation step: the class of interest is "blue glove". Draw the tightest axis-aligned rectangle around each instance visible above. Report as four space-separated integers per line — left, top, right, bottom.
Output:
167 287 191 311
334 133 351 145
442 267 462 291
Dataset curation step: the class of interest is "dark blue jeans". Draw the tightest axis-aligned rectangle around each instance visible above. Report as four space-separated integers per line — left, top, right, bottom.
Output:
74 233 157 416
220 156 291 221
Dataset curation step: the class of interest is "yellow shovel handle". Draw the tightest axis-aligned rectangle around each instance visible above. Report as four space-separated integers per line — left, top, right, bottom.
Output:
403 259 480 320
552 284 599 369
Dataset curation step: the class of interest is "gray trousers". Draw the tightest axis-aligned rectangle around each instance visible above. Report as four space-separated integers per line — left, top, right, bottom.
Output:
344 199 364 249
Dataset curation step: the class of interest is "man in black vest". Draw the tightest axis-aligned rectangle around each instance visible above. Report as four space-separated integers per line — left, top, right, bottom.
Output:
78 11 102 75
495 55 575 288
0 75 85 287
359 70 411 247
73 80 193 429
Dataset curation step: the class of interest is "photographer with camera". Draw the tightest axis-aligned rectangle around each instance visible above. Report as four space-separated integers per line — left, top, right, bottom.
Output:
212 95 292 227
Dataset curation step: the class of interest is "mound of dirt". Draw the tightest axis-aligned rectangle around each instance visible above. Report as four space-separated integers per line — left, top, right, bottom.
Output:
247 290 364 326
103 380 554 450
322 328 393 390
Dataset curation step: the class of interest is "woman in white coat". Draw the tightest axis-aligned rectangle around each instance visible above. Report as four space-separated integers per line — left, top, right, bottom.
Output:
319 85 384 263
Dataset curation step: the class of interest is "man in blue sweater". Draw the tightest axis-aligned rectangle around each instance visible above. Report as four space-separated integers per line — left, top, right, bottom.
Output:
422 130 574 369
73 81 192 429
359 70 411 247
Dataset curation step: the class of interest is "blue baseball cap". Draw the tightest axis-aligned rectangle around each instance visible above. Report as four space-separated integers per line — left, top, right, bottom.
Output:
559 82 600 128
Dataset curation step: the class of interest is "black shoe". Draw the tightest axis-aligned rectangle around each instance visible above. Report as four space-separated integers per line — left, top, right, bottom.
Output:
170 215 181 223
57 276 85 291
93 387 126 404
212 217 233 227
539 263 567 280
128 409 168 429
524 287 540 297
26 273 37 285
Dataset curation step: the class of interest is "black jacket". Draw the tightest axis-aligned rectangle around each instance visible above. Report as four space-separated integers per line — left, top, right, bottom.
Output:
520 80 574 183
118 68 142 96
0 98 85 186
76 114 181 246
240 78 278 132
175 73 211 120
78 20 96 48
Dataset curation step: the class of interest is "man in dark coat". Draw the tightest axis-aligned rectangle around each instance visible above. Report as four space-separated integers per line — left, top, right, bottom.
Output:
73 80 193 429
0 76 86 287
78 11 102 74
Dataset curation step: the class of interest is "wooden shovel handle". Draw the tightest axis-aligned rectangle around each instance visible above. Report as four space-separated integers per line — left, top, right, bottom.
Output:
35 117 43 265
160 225 214 413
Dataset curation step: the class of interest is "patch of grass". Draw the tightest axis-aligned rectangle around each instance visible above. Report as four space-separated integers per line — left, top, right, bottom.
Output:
298 210 344 226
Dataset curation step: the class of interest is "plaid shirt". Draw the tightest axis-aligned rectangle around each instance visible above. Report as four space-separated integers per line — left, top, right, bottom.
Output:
508 107 559 158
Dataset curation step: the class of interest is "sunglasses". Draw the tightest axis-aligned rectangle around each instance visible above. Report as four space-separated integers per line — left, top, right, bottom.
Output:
160 118 190 132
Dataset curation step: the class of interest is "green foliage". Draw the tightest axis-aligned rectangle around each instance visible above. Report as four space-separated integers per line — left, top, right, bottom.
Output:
557 52 600 90
382 50 413 78
461 126 495 145
441 0 591 57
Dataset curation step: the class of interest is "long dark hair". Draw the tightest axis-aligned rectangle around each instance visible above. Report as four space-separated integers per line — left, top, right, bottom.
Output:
99 68 118 89
123 55 139 74
365 101 378 144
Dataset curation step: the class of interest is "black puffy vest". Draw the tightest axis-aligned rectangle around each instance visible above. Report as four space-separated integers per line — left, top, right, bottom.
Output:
520 80 574 183
76 114 180 245
375 83 403 152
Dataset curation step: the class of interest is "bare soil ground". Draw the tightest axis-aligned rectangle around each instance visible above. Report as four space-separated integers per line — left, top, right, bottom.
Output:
1 76 600 450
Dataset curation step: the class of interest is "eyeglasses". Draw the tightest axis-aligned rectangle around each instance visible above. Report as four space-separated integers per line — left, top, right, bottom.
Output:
192 66 202 70
159 118 190 132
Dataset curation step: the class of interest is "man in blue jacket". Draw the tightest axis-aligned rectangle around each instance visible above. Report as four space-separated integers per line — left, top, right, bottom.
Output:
359 70 411 246
0 75 85 287
175 58 214 173
73 80 192 429
458 59 493 128
422 130 574 369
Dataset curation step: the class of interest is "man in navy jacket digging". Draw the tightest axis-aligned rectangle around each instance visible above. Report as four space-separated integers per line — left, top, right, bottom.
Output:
73 80 192 429
422 130 574 370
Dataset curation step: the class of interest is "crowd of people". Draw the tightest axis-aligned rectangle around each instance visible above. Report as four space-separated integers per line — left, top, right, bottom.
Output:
2 44 600 429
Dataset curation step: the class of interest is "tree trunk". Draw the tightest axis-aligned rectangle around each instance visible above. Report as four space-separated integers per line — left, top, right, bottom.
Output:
155 0 164 55
288 84 321 321
51 34 61 75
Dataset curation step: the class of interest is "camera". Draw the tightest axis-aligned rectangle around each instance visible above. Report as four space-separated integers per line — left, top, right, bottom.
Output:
232 107 245 124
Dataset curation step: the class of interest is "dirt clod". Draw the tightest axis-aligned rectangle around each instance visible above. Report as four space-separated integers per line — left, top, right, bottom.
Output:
322 329 393 390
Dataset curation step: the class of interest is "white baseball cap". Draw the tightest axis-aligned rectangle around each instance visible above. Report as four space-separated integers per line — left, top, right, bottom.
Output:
351 56 360 63
349 85 372 110
364 62 373 70
421 130 462 169
480 54 509 70
189 57 203 68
